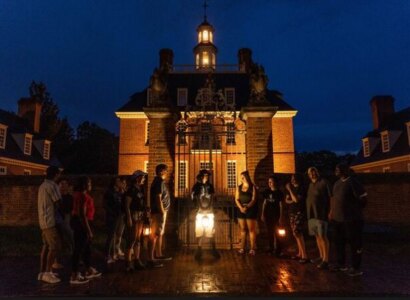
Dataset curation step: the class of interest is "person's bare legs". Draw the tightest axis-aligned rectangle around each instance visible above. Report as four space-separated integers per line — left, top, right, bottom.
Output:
238 219 247 250
321 235 330 262
40 245 48 273
315 235 323 260
134 222 143 260
294 233 307 259
246 219 257 251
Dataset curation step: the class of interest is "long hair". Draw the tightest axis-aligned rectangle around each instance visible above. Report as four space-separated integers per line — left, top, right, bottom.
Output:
74 176 91 192
240 170 254 189
291 173 304 186
307 167 320 178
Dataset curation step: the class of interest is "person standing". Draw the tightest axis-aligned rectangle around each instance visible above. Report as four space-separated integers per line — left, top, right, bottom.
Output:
70 176 101 285
285 173 308 263
58 178 74 255
235 171 258 256
147 164 172 268
123 170 149 271
37 166 63 284
191 170 220 260
329 163 367 276
261 175 284 257
104 176 126 264
306 167 332 269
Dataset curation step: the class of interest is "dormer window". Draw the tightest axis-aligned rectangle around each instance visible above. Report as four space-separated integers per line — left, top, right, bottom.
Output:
381 131 390 152
0 124 7 149
362 138 370 157
24 134 33 155
43 141 51 160
177 88 188 106
225 88 235 105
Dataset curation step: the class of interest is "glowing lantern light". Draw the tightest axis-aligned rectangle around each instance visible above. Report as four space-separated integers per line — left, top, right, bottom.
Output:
277 227 286 237
143 217 151 236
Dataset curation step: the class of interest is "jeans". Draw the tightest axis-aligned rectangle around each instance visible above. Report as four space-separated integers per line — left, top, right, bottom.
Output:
71 217 91 273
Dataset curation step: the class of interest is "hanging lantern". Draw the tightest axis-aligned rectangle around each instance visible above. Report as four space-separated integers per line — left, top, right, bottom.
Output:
143 216 151 236
277 227 286 237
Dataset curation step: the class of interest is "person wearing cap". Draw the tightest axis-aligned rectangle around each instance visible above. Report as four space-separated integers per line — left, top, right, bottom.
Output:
191 169 220 260
123 170 149 271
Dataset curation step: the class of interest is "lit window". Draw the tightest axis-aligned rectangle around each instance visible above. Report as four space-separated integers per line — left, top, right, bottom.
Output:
227 161 237 188
362 139 370 157
383 166 390 173
225 88 235 105
198 32 201 43
43 141 51 160
202 52 209 66
24 169 31 175
212 53 216 67
144 161 149 173
178 161 188 190
196 54 200 68
210 31 213 43
226 122 235 144
200 161 213 171
145 121 150 145
24 134 33 155
0 166 7 175
0 125 7 149
381 131 390 152
202 30 209 42
177 88 188 106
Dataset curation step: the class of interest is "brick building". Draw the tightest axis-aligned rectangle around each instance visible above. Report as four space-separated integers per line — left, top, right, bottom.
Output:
0 82 60 175
352 96 410 173
116 17 298 196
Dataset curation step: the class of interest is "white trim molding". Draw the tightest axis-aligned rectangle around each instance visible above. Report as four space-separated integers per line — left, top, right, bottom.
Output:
115 112 148 119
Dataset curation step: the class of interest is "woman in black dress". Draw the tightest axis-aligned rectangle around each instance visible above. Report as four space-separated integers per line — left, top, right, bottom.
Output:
234 171 258 255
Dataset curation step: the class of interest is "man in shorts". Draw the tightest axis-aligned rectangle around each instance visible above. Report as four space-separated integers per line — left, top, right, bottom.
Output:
148 164 172 268
38 166 63 283
306 167 332 269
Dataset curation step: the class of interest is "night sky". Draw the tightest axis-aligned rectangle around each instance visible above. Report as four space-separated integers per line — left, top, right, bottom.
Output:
1 0 409 153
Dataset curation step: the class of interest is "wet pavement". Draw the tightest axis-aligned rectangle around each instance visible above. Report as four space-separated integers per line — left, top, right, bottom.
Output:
1 238 410 297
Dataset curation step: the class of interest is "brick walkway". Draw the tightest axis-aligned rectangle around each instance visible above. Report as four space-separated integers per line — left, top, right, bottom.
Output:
1 238 410 297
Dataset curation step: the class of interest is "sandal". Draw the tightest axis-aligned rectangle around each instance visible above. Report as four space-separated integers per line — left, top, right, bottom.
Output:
249 249 256 256
237 248 245 255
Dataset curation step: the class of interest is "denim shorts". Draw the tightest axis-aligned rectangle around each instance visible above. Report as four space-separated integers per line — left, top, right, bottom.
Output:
308 218 328 237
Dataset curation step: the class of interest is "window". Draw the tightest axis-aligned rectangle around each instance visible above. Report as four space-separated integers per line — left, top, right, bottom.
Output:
145 121 150 145
381 131 390 152
202 30 209 42
211 53 216 67
210 31 213 43
226 122 235 144
177 121 187 145
178 161 188 190
0 125 7 149
0 166 7 175
362 139 370 157
43 141 51 160
227 161 237 188
383 166 391 173
225 88 235 105
24 169 31 175
200 161 213 171
202 51 209 66
177 88 188 106
24 134 33 155
196 54 200 68
144 161 149 173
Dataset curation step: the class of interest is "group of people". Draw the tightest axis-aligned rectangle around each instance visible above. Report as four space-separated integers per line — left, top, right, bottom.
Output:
37 161 367 285
233 164 367 277
37 164 173 285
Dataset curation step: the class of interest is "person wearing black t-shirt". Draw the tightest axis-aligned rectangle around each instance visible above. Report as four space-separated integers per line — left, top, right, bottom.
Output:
285 173 308 263
261 175 284 257
123 170 148 271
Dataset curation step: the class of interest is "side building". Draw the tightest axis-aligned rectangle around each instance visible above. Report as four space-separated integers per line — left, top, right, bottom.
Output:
352 96 410 173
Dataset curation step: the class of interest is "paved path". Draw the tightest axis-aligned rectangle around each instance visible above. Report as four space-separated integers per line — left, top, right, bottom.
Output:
1 239 410 297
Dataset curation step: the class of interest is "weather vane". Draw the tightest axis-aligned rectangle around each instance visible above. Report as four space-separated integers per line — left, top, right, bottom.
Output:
203 0 208 21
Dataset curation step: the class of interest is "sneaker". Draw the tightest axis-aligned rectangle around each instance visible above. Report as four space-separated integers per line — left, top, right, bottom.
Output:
194 249 202 261
134 259 146 270
41 272 61 284
106 256 116 264
310 257 322 264
155 255 173 261
317 261 329 270
347 268 363 277
85 267 102 279
212 249 221 259
249 249 256 256
237 248 245 255
70 274 89 285
37 272 43 281
146 260 164 268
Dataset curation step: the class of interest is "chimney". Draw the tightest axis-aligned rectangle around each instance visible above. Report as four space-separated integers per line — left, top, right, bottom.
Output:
238 48 253 72
159 48 174 70
18 97 43 133
370 95 395 130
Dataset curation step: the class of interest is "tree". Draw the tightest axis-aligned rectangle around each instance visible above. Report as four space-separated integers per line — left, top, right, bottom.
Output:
296 150 356 175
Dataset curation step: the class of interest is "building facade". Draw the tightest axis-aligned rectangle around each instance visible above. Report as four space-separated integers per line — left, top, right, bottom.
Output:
0 82 59 175
116 18 298 197
352 96 410 173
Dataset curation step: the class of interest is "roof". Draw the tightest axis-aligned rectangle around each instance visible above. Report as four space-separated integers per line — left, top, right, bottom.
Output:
352 107 410 166
116 72 296 113
0 109 62 167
